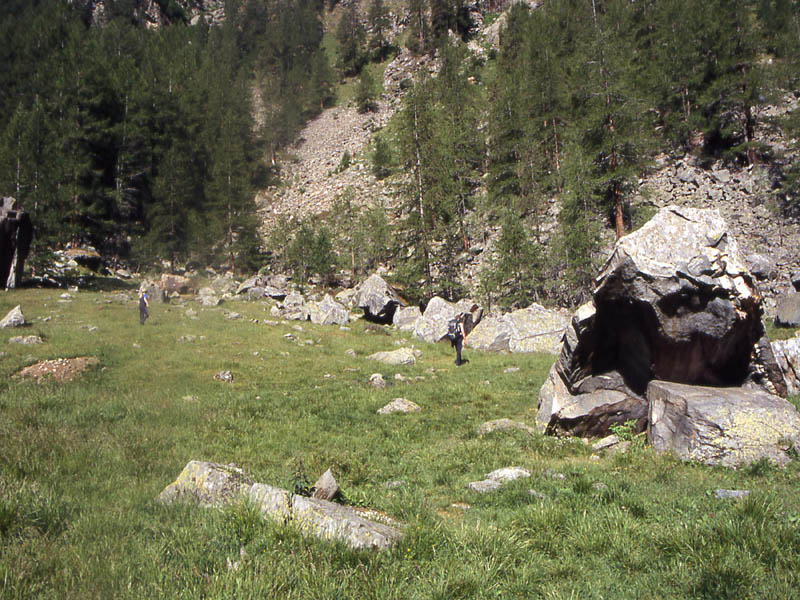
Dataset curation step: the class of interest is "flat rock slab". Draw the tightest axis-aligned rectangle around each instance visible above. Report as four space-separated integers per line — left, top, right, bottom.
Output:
648 380 800 467
468 466 531 493
160 461 402 550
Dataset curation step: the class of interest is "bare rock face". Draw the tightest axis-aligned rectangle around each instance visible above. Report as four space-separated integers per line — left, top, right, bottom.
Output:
647 381 800 467
160 461 401 550
0 197 33 289
537 206 786 436
771 334 800 394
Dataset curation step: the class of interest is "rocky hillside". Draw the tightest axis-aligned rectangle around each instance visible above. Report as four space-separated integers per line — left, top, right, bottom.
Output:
253 1 800 315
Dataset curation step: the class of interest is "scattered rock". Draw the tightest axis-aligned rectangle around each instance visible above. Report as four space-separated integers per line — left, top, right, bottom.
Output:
591 434 621 452
467 480 502 493
345 348 357 358
368 373 386 388
0 305 25 328
468 304 569 355
224 311 242 320
366 347 416 366
486 467 531 483
414 297 482 344
377 398 421 414
503 367 520 373
771 334 800 394
159 461 401 550
747 253 777 280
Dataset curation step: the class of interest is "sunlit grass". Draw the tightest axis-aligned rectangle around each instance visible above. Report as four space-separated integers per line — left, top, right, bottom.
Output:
1 288 800 598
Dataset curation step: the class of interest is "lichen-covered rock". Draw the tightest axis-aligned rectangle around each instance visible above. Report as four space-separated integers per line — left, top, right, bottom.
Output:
775 293 800 328
647 381 800 467
160 461 401 550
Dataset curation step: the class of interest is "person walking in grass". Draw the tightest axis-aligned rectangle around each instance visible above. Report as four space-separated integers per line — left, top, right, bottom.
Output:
447 312 469 366
138 288 150 325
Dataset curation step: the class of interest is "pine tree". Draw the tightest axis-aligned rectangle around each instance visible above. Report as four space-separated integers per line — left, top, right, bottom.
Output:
336 4 366 76
368 0 391 61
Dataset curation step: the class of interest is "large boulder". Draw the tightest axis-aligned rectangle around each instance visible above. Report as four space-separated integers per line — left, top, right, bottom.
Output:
774 293 800 328
537 206 786 436
467 303 568 354
160 461 401 550
307 294 349 326
353 274 404 323
0 197 33 289
647 381 800 467
413 297 482 344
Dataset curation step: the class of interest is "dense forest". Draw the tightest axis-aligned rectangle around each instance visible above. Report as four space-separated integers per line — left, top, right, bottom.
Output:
1 0 799 307
0 0 334 273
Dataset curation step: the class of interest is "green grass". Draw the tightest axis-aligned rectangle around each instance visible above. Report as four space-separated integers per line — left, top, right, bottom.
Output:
2 288 800 598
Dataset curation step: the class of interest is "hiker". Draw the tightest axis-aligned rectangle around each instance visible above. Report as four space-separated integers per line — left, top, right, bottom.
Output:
138 288 150 325
447 312 468 366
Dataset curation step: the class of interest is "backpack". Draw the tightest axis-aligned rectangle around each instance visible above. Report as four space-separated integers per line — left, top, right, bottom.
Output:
447 316 461 340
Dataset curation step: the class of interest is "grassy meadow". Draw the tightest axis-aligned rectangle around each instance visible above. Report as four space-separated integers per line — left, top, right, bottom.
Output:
1 286 800 599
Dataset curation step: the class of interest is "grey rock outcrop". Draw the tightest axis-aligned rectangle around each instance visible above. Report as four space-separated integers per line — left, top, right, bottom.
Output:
160 273 192 295
0 305 25 328
647 381 800 467
0 197 33 289
307 294 349 326
159 461 401 550
270 293 309 321
467 303 568 354
353 274 404 323
537 206 786 437
774 293 800 328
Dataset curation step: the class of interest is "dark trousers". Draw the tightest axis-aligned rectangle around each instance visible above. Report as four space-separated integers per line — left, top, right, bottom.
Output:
452 335 463 364
139 304 149 324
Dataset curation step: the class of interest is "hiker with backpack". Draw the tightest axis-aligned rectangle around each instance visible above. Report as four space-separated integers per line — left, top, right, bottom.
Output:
447 312 469 366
